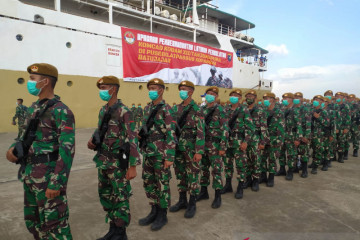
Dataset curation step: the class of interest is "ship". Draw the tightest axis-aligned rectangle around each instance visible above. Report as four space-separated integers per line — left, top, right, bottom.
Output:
0 0 272 132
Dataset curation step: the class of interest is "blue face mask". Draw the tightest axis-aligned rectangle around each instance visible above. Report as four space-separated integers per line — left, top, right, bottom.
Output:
321 103 325 108
138 105 141 108
263 100 271 107
205 94 215 103
326 96 332 100
27 80 43 96
336 98 341 103
149 90 159 101
293 99 301 105
282 100 289 106
313 100 320 107
99 89 112 101
179 90 189 100
258 101 262 105
229 96 239 104
343 98 346 102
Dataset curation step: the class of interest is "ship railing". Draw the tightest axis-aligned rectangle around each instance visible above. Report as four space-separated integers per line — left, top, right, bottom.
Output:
112 0 146 12
236 56 268 69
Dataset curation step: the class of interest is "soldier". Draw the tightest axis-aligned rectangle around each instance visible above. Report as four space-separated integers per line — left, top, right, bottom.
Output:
293 92 311 178
222 89 254 198
205 66 220 86
169 80 205 218
335 92 351 163
138 78 176 231
130 103 136 113
276 93 303 180
197 86 228 209
135 103 144 129
322 97 337 170
261 93 285 186
12 98 28 140
324 90 338 162
310 95 330 174
87 76 140 240
348 94 359 157
6 63 75 240
244 90 269 190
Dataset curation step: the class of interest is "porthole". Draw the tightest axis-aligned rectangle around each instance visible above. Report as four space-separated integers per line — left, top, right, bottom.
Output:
139 85 143 90
66 42 72 48
17 78 25 84
16 34 23 41
67 81 73 87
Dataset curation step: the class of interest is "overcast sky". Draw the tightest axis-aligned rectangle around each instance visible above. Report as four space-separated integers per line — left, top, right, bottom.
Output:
219 0 360 99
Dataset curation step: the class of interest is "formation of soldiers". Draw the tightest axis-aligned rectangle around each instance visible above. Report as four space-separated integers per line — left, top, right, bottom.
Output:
6 63 360 240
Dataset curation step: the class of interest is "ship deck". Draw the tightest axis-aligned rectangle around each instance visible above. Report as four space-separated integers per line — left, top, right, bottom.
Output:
0 129 359 240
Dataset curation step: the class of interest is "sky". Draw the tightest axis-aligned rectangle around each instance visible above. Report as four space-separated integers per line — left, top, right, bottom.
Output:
219 0 360 98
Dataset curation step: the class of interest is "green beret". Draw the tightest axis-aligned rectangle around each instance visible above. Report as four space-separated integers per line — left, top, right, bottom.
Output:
27 63 58 79
97 76 120 88
147 78 165 88
178 80 194 90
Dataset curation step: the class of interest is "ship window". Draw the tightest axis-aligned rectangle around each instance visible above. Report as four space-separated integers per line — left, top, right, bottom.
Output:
66 42 72 48
67 81 73 87
16 34 23 41
34 14 44 24
17 78 25 84
139 85 143 90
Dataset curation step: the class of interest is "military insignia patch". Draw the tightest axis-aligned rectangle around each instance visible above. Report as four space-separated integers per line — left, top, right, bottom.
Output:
31 66 38 72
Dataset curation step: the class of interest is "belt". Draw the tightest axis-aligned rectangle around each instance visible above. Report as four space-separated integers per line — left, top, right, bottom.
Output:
147 134 165 142
28 151 59 164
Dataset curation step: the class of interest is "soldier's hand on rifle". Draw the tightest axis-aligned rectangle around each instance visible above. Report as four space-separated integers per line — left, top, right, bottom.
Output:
12 121 16 126
6 147 18 163
45 188 60 199
343 129 349 134
87 138 96 150
219 150 226 156
193 153 202 162
126 166 137 180
240 142 248 152
294 140 300 147
258 144 265 150
164 160 173 169
313 112 320 119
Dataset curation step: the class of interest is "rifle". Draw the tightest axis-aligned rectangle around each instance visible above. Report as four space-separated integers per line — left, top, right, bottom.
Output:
119 142 130 170
175 106 192 138
204 107 216 129
228 108 240 131
139 103 164 148
267 111 274 127
13 99 58 179
311 108 322 132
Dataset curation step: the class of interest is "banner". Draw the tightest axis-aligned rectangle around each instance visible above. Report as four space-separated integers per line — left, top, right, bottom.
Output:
121 27 233 88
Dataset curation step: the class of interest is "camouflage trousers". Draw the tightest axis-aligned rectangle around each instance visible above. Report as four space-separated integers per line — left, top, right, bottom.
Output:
337 131 350 152
246 143 261 179
174 150 200 196
323 137 333 161
224 148 247 182
261 144 280 174
349 127 360 150
200 148 223 190
98 167 132 227
23 178 72 240
279 137 297 169
312 137 325 165
142 155 171 209
17 121 25 140
297 142 310 164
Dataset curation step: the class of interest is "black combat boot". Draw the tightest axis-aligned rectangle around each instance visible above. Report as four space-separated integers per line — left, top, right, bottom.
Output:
266 173 275 187
196 186 209 201
300 161 308 178
211 190 222 209
220 177 233 194
328 159 332 168
242 175 252 189
354 149 358 157
293 164 300 173
321 160 329 171
311 165 318 174
169 191 187 212
110 226 127 240
251 178 259 192
151 208 168 231
139 205 158 226
344 150 349 160
338 152 344 163
285 168 293 181
97 222 116 240
235 181 244 199
275 166 286 176
259 172 268 184
184 195 196 218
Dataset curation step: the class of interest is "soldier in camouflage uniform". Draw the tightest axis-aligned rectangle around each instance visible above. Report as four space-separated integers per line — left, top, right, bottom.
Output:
222 89 254 199
335 92 351 163
169 80 205 218
197 86 228 209
12 98 28 140
348 94 360 157
276 93 303 181
205 66 220 87
244 90 269 191
138 78 177 231
324 90 338 163
87 76 140 240
293 92 311 178
322 97 337 170
7 63 75 240
261 93 285 187
134 104 143 130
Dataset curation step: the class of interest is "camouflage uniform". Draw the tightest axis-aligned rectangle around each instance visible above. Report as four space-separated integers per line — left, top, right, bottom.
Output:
13 104 28 140
311 107 330 167
134 106 144 130
327 102 339 160
200 103 228 190
11 96 75 240
323 104 337 163
336 101 351 154
205 76 220 87
349 101 360 153
296 104 312 165
171 100 205 196
142 100 177 209
93 99 141 227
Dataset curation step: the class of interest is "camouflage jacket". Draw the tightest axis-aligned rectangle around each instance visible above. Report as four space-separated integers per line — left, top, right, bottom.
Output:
295 104 312 140
336 102 351 130
13 104 28 125
202 103 229 150
283 106 303 140
11 96 75 191
311 107 330 138
324 106 338 138
134 107 143 120
248 105 270 146
93 99 141 169
171 99 205 154
264 105 285 147
225 104 255 149
142 100 176 161
350 102 360 130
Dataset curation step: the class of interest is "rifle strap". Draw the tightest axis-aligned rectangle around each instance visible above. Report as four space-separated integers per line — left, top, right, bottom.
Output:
229 108 241 130
205 106 216 127
146 103 164 132
178 105 192 129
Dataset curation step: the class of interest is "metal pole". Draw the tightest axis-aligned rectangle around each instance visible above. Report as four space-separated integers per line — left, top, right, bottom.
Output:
55 0 61 11
193 29 196 42
150 16 153 33
109 4 113 24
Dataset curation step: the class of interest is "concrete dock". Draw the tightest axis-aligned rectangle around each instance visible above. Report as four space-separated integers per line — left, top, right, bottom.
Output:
1 129 359 240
